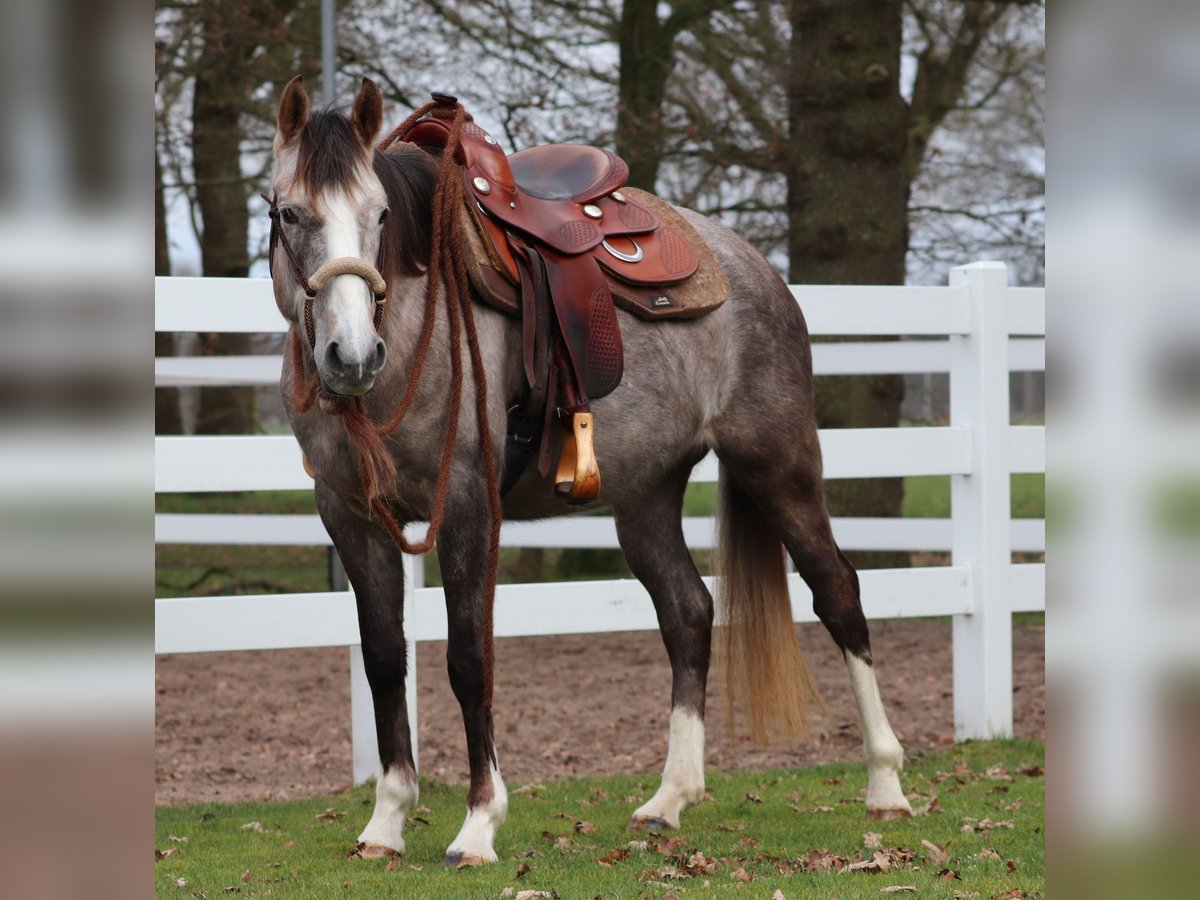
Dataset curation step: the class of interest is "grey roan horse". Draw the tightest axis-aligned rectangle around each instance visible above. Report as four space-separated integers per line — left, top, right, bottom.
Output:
267 76 911 866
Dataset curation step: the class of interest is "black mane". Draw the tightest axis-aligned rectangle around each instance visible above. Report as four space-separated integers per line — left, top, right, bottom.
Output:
373 144 438 280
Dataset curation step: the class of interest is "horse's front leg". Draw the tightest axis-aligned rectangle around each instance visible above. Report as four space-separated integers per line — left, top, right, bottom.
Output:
315 485 418 858
438 483 507 867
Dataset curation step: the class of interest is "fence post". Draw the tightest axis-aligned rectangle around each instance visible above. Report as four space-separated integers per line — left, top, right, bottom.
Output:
350 551 423 785
949 261 1013 740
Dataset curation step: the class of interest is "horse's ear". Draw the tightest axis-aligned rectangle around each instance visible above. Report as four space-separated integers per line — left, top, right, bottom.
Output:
351 78 383 148
278 75 310 145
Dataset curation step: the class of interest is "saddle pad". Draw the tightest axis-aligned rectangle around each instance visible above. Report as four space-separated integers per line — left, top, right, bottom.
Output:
463 188 730 321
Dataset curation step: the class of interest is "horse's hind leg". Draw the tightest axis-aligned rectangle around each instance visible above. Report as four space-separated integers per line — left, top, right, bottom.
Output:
614 459 714 830
716 429 912 818
315 485 418 856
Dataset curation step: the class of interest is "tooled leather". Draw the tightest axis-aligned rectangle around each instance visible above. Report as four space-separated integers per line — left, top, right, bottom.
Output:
541 249 623 401
584 284 623 392
593 223 699 285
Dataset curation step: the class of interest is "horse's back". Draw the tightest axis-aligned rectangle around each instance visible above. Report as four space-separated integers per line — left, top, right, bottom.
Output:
500 206 811 519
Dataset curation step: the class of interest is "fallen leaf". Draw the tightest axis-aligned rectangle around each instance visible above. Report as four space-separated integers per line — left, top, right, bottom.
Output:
552 811 573 820
240 871 252 883
716 822 747 832
938 867 962 880
1021 765 1044 777
744 793 763 804
514 891 558 900
384 859 403 872
597 847 630 866
499 889 514 898
681 850 717 876
976 848 1003 861
921 839 949 865
415 804 432 813
168 835 189 843
1007 859 1017 872
239 822 263 832
864 831 883 849
881 888 917 894
626 840 649 851
156 848 178 860
513 783 545 796
515 862 531 878
553 836 572 848
654 835 686 854
914 796 943 816
773 891 786 900
315 808 345 821
985 764 1013 782
574 821 597 833
844 851 892 874
730 866 753 883
802 849 848 872
282 841 297 848
174 878 188 888
823 778 843 786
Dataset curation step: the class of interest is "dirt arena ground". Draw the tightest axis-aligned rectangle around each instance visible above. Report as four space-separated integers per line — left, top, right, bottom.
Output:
156 617 1044 806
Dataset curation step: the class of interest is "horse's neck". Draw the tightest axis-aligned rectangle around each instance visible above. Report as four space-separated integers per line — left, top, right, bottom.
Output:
371 272 523 442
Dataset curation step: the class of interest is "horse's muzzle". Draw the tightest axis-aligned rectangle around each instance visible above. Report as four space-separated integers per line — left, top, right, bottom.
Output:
307 257 388 397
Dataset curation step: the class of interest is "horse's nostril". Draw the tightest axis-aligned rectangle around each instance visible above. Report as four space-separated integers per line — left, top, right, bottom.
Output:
325 341 345 373
370 340 387 375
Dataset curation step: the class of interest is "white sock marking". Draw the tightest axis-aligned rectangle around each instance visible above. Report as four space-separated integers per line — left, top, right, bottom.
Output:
446 764 508 863
633 707 706 828
357 766 418 853
845 653 912 813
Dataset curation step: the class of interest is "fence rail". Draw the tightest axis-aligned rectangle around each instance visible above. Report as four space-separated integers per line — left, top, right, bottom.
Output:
155 261 1045 783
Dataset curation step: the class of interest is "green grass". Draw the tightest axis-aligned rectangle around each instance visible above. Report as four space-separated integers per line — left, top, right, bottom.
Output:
156 740 1044 898
903 474 1045 520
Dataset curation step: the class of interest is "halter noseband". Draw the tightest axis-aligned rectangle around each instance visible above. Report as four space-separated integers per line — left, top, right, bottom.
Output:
262 192 388 348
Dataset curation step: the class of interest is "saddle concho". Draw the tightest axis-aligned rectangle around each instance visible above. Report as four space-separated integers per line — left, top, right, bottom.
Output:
399 101 730 503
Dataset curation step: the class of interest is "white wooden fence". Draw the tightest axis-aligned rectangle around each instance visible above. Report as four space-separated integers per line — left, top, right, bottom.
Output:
155 261 1045 783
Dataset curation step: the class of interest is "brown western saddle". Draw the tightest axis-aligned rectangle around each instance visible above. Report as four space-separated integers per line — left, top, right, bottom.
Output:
391 95 729 503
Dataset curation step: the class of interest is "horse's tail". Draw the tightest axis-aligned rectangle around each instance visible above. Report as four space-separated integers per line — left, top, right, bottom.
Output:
716 468 825 744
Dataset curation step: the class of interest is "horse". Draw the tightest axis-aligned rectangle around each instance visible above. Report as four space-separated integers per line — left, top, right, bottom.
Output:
266 75 912 867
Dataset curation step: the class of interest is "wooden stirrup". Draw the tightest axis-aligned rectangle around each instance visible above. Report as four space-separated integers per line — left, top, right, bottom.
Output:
554 412 600 503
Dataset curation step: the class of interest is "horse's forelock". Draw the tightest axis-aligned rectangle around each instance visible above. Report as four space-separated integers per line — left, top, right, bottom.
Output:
292 111 372 205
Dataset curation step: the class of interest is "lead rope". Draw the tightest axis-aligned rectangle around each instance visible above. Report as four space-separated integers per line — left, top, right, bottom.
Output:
294 98 502 677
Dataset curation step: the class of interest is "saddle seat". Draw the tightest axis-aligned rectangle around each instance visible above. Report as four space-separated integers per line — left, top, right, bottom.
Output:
508 144 626 202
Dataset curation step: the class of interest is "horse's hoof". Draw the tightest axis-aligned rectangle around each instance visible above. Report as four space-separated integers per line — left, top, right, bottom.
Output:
443 851 490 868
867 806 912 821
628 816 672 832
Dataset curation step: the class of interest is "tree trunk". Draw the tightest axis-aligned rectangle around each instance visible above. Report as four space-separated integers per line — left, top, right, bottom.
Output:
787 0 909 569
614 0 676 191
191 0 256 435
155 148 183 435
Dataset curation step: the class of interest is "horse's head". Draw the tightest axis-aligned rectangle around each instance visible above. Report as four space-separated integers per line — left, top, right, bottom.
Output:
270 76 389 396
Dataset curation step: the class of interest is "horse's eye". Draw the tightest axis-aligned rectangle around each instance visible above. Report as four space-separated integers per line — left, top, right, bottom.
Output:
378 208 389 225
280 207 299 225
